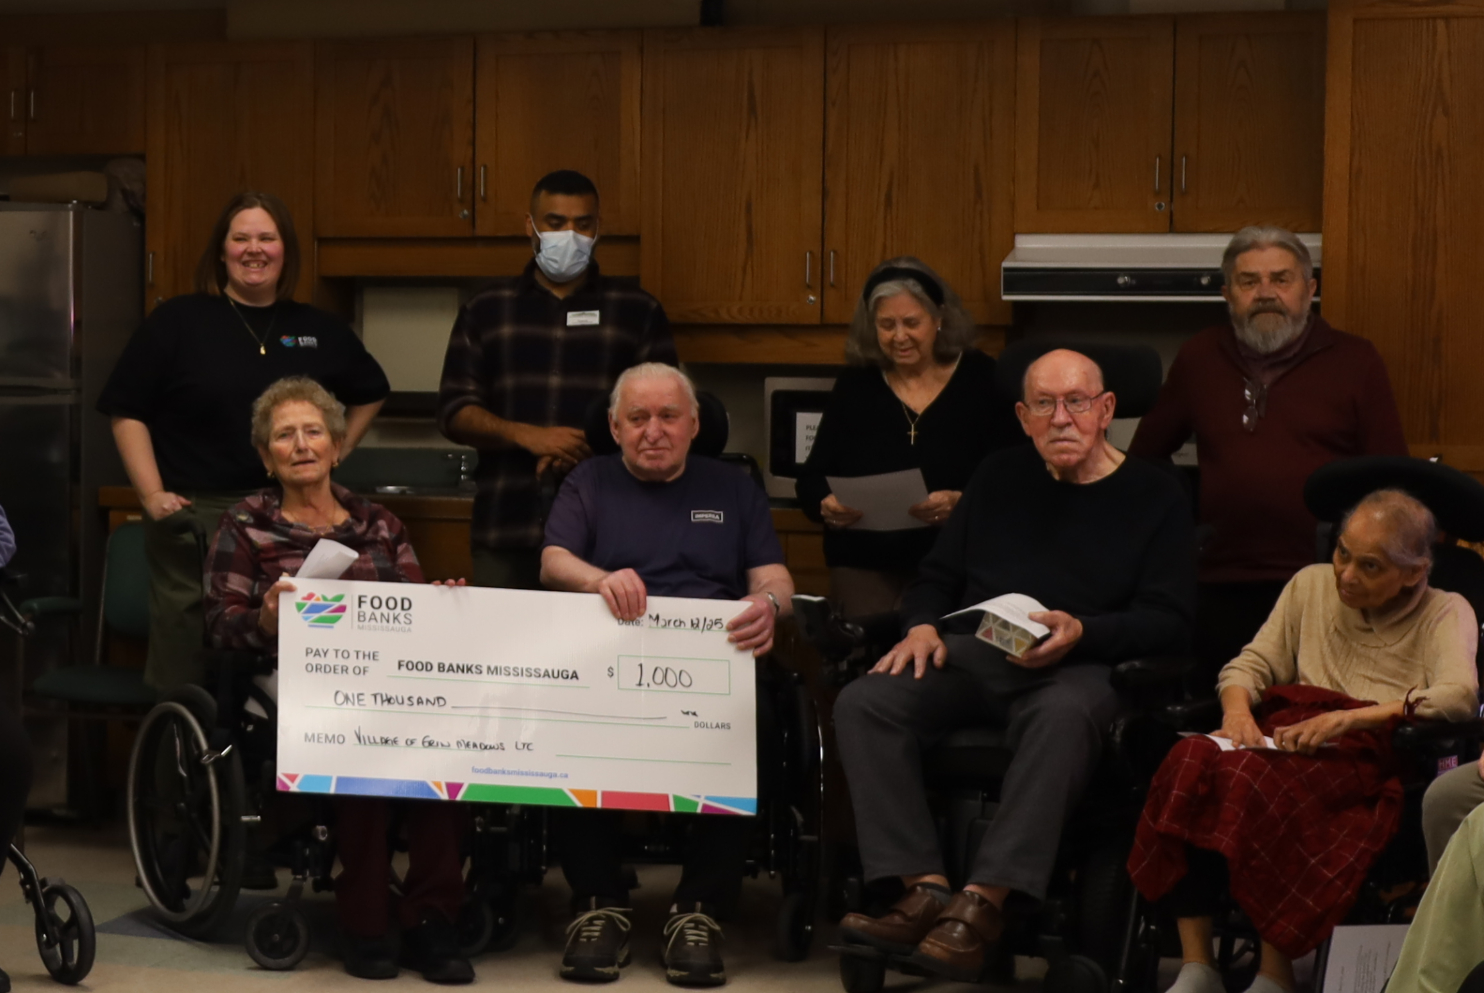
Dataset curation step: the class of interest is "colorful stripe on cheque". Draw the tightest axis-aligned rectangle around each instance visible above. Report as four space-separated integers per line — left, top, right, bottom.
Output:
277 774 755 814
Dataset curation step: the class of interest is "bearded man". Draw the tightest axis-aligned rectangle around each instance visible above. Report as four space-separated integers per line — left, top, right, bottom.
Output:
1130 225 1408 695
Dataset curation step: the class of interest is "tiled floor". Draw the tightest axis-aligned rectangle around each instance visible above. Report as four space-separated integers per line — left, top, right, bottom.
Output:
0 823 1042 992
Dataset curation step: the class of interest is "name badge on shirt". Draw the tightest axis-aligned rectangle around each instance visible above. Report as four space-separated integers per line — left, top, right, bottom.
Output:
567 310 600 326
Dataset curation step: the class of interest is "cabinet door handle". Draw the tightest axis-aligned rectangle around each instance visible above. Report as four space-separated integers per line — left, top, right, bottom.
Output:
828 249 836 287
479 164 487 201
455 166 464 202
1180 155 1188 194
805 251 813 289
1153 155 1161 194
28 89 35 121
146 251 153 286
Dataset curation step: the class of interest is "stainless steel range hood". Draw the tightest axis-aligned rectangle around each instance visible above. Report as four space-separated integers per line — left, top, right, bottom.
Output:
1000 233 1322 302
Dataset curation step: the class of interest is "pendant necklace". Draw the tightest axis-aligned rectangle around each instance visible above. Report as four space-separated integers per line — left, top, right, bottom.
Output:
227 296 275 356
900 401 922 445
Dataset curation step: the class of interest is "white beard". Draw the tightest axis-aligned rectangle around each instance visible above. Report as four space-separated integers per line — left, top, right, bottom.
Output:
1231 306 1309 355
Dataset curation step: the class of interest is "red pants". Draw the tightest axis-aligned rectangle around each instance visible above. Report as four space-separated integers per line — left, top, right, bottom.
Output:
334 796 466 938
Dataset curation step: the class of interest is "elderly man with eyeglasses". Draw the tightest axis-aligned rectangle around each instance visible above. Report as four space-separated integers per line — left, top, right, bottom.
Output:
1129 226 1408 698
831 347 1196 983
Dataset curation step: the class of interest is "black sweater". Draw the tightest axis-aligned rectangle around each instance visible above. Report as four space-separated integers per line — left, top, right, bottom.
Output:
98 294 389 492
795 350 1023 572
901 444 1196 664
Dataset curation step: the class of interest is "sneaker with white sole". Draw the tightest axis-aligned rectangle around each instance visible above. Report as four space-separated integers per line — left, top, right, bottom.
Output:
561 900 632 983
661 904 725 987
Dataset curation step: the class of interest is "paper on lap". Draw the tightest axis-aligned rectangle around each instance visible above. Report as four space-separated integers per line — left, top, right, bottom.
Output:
1181 731 1280 751
943 593 1052 657
825 469 930 531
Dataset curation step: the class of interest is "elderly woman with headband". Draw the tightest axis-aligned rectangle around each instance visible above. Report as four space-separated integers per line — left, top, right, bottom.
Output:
796 257 1021 616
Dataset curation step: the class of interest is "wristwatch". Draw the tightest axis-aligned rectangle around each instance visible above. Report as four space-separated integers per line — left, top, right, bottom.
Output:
763 591 781 617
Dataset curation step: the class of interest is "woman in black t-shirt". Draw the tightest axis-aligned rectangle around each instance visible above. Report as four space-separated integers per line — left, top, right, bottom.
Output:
796 257 1022 617
98 192 389 693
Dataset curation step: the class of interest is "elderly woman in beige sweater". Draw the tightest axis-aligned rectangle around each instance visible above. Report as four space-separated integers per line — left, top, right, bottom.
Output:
1144 487 1479 993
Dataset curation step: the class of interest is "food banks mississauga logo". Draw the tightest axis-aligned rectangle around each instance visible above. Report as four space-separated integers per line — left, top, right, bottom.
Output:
295 592 347 626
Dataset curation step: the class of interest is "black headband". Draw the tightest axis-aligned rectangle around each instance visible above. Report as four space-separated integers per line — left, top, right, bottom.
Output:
862 266 945 308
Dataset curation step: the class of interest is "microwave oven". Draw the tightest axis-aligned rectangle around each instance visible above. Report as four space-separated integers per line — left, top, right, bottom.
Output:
762 376 836 499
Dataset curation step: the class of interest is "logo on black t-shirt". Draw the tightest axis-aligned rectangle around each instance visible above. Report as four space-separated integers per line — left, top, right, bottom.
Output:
690 510 724 524
279 335 319 349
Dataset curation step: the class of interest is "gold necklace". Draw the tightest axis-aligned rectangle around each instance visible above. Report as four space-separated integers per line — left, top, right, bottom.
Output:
226 296 275 356
899 401 922 445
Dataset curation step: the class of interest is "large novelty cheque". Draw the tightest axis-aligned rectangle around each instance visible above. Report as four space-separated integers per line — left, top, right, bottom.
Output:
276 580 758 816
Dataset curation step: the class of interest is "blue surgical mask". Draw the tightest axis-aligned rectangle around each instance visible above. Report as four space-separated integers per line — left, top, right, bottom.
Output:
532 227 595 283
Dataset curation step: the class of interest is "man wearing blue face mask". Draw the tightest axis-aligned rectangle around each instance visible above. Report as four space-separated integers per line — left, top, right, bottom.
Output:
438 170 678 589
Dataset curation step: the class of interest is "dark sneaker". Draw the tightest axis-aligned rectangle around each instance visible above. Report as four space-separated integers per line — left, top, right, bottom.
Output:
400 910 475 985
344 934 399 980
661 905 725 987
561 901 632 982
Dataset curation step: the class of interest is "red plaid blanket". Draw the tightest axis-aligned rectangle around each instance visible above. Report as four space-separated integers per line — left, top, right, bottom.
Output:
1127 685 1404 958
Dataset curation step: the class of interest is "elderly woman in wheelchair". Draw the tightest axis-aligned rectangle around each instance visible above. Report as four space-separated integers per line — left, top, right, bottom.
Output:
201 376 473 983
1130 487 1478 993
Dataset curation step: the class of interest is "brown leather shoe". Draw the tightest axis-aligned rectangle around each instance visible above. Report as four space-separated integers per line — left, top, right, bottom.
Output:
909 890 1004 982
837 885 947 954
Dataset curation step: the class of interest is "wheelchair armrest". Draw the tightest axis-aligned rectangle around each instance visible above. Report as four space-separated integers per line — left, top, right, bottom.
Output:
1393 718 1484 751
1110 655 1193 692
1157 697 1222 732
789 595 867 663
17 596 82 619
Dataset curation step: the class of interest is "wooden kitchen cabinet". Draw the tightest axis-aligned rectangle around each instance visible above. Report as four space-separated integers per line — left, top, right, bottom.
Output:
145 42 315 309
641 27 825 324
1171 12 1325 233
315 38 475 237
823 22 1015 325
23 46 146 155
474 31 641 236
1016 16 1175 234
1 47 22 155
1322 0 1484 452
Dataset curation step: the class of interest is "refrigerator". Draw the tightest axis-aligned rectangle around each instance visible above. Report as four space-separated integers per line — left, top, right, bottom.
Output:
0 203 140 808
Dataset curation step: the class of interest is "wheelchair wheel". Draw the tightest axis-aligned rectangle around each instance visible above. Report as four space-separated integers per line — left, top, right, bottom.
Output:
1077 840 1135 974
838 950 886 993
1044 954 1110 993
773 890 814 962
456 896 495 958
127 685 247 939
35 882 95 985
244 901 310 971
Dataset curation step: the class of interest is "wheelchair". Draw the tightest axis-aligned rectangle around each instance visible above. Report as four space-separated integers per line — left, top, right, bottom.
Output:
790 339 1194 993
559 388 825 961
1127 455 1484 991
126 650 545 969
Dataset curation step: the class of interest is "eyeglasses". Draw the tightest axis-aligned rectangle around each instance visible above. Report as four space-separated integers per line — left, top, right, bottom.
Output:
1242 380 1267 433
1023 392 1107 418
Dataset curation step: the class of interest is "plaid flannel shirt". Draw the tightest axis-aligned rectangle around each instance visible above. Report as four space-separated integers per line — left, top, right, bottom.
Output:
437 261 677 551
205 485 424 655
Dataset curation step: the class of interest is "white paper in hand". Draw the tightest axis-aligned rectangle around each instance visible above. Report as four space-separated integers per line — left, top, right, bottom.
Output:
943 593 1052 657
295 539 359 580
825 469 930 531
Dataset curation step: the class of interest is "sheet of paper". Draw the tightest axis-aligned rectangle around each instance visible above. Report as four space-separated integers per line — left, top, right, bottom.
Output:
1320 925 1410 993
825 469 930 531
276 581 759 815
795 411 823 464
1180 731 1279 751
943 593 1052 656
295 539 359 580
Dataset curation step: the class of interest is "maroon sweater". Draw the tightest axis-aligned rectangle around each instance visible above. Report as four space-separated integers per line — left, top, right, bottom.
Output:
1129 318 1408 583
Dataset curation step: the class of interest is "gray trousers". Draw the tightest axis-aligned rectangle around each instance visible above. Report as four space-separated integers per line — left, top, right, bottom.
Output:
1423 762 1484 873
833 634 1120 901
